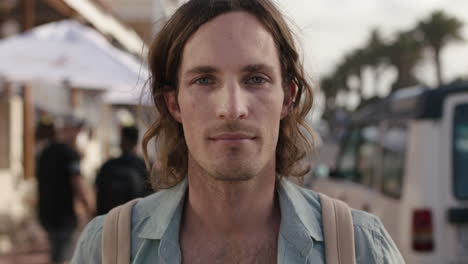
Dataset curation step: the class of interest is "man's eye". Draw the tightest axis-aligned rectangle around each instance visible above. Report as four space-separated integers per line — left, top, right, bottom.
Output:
194 77 214 85
246 76 266 85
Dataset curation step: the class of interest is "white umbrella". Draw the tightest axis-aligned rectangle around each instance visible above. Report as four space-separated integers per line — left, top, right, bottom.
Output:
0 20 149 90
102 84 152 105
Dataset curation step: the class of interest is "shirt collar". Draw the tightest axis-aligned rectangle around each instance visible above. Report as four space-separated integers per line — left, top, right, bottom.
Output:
278 179 324 242
276 178 323 259
137 177 324 244
138 178 187 240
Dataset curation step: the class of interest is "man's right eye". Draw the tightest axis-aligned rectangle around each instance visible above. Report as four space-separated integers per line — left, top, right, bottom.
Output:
194 77 214 85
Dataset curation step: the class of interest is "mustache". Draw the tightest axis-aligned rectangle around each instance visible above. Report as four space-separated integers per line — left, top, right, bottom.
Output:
206 121 258 137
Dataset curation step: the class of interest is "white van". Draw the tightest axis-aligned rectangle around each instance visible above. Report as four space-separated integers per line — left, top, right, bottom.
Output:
312 84 468 264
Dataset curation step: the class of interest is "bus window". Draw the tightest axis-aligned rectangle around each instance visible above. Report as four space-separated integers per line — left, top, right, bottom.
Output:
336 126 379 186
355 126 379 187
381 126 407 199
454 104 468 200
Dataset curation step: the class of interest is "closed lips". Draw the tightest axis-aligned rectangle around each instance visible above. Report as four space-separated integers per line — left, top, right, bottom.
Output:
209 133 256 140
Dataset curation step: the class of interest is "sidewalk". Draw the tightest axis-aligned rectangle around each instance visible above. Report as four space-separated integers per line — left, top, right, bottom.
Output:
0 219 90 264
0 201 95 264
0 249 49 264
0 219 49 264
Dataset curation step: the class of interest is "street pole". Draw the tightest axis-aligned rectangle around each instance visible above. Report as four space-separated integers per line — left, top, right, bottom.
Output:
22 0 35 179
0 81 12 99
0 81 12 169
22 83 34 179
22 0 35 32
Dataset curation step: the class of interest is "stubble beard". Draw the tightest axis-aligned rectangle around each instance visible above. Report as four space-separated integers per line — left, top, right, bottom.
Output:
189 150 262 183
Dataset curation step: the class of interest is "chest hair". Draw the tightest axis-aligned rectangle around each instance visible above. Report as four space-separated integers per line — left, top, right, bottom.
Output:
181 237 277 264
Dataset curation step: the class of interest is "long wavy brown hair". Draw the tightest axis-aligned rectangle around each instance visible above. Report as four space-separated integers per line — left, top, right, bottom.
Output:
142 0 315 190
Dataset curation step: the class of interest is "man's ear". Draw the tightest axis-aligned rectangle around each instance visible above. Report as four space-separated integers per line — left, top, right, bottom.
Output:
164 90 182 123
281 83 297 119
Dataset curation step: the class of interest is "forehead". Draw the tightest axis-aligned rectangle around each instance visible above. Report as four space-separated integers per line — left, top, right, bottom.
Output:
180 11 280 73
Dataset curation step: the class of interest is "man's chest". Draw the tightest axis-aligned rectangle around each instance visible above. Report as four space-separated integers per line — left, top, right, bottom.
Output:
180 237 277 264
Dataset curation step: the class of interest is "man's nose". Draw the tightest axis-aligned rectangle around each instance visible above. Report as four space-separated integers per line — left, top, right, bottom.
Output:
216 80 248 120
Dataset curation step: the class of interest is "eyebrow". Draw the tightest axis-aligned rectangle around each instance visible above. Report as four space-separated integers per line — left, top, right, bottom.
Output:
185 66 218 75
241 64 275 74
184 64 275 76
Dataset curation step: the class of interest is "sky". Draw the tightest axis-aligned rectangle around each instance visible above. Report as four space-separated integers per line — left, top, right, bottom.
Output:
161 0 468 111
275 0 468 105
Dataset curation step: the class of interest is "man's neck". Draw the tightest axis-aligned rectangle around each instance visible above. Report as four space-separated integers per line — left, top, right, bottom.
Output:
181 162 280 237
121 149 136 156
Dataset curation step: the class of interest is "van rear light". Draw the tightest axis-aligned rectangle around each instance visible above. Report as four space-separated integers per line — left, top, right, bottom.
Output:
412 209 434 252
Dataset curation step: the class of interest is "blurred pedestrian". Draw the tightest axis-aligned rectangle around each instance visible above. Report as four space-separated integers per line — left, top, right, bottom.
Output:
35 113 56 154
95 125 150 215
36 116 94 264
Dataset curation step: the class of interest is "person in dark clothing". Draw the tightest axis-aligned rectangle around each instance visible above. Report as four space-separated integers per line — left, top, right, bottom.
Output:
95 125 150 215
36 117 93 264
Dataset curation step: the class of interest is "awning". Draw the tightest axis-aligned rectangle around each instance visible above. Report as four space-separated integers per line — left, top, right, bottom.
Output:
63 0 148 57
0 20 149 90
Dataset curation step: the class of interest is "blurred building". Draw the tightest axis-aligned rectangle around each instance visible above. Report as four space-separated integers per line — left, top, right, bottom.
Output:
0 0 145 56
111 0 153 43
0 0 186 47
0 0 149 255
111 0 185 43
0 0 186 255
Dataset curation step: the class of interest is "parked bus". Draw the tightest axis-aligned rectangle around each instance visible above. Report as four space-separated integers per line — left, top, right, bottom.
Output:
312 83 468 264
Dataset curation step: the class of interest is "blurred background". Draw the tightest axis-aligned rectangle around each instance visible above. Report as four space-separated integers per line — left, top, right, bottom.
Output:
0 0 467 263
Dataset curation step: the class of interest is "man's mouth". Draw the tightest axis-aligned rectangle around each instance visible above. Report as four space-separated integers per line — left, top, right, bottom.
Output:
209 132 256 141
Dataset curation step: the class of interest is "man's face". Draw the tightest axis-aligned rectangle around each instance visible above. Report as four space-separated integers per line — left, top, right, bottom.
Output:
166 11 293 181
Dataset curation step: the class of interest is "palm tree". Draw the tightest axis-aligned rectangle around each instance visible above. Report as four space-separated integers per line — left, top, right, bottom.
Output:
417 10 463 86
339 49 367 99
365 29 387 95
348 48 367 93
320 75 340 123
320 76 339 102
334 60 352 93
384 30 424 91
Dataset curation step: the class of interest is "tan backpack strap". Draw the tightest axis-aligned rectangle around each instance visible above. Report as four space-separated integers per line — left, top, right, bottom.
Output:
319 193 356 264
101 199 140 264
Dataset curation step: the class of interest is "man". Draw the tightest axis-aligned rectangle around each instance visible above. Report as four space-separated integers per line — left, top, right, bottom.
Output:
72 0 404 263
37 116 94 264
95 126 150 215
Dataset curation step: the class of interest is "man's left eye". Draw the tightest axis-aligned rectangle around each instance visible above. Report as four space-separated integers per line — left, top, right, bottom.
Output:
246 76 266 85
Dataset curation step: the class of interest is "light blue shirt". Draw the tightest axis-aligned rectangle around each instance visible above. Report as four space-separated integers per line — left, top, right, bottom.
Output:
71 178 405 263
